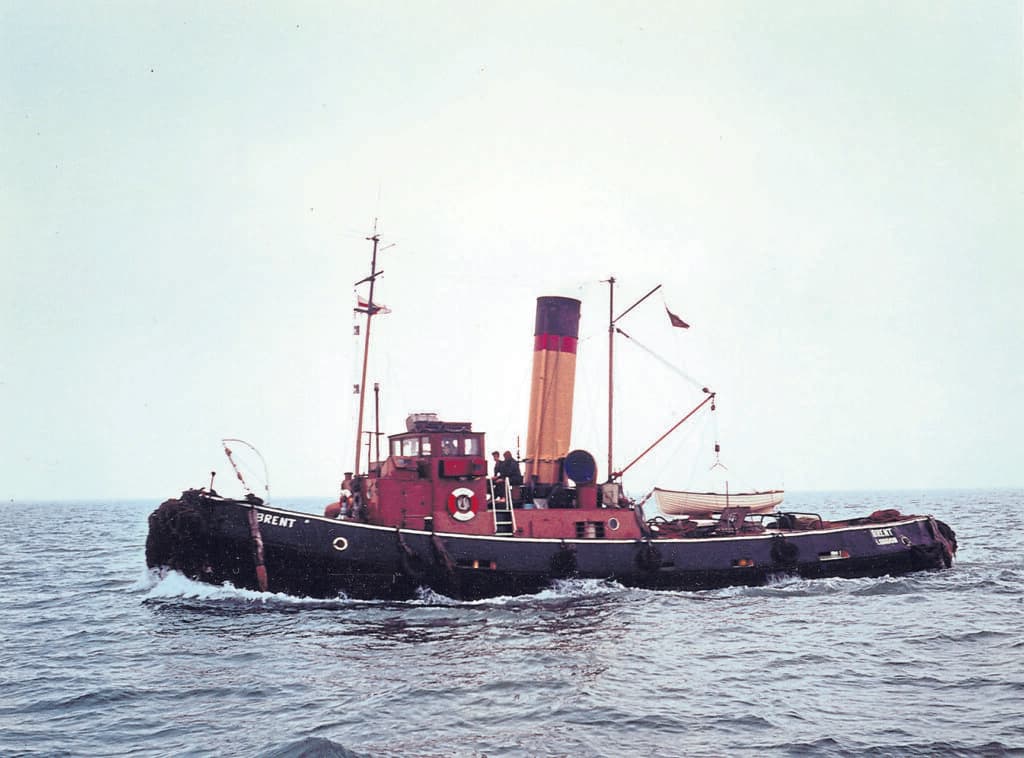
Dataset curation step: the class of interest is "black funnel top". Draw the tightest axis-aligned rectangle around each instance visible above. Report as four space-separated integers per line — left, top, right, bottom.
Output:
534 297 581 338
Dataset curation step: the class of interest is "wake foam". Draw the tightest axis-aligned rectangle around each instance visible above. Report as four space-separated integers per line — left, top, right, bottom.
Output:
140 568 352 607
699 572 922 600
407 577 627 607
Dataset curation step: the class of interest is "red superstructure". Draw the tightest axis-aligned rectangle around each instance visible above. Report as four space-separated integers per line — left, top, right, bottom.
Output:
324 293 646 543
332 411 642 541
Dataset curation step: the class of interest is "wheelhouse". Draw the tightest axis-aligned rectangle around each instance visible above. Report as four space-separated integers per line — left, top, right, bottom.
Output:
384 414 487 480
388 430 483 460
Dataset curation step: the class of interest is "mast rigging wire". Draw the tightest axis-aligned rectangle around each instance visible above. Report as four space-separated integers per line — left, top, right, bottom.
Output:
615 329 707 394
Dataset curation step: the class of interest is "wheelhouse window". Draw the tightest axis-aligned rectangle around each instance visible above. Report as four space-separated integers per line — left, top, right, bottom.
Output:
390 435 433 457
438 435 482 456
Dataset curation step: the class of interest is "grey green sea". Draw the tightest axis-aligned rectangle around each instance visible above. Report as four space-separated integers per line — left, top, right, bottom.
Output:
1 489 1021 757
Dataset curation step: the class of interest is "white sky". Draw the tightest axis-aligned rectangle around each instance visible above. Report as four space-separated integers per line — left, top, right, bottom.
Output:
2 1 1021 500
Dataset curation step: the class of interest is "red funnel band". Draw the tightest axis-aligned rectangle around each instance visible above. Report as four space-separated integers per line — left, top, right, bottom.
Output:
534 334 578 353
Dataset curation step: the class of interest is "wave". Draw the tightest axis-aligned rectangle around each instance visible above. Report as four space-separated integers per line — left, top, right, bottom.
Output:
686 568 984 603
775 737 1024 757
138 570 627 612
258 737 368 758
408 577 629 607
140 569 359 608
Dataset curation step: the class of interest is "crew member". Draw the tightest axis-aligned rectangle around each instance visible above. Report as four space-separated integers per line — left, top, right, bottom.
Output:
501 451 523 486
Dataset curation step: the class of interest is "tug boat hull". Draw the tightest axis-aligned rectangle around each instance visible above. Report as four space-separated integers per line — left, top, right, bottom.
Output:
147 491 955 601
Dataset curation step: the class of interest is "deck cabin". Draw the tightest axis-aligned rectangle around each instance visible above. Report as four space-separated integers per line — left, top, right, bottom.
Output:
341 414 643 541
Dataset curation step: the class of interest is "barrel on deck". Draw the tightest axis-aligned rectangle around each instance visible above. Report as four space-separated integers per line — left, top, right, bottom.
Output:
524 296 581 485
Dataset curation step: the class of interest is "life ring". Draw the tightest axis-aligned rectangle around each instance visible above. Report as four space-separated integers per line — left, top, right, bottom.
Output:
447 487 478 522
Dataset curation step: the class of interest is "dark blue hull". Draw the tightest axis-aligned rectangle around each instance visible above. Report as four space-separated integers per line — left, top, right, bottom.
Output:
146 491 955 601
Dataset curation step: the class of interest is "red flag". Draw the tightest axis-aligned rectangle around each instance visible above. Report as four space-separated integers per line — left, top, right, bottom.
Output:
666 307 689 329
357 295 391 314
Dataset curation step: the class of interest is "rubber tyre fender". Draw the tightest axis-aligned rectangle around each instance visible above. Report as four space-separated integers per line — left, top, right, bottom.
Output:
549 543 578 579
770 535 799 567
636 541 662 572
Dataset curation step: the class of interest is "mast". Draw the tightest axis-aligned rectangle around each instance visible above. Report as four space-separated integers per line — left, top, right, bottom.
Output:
606 277 615 481
353 230 382 476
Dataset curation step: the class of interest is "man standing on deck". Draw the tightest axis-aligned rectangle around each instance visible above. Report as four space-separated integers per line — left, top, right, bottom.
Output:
501 451 523 486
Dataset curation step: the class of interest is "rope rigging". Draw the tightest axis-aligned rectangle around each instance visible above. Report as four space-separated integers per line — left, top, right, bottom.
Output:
614 327 707 394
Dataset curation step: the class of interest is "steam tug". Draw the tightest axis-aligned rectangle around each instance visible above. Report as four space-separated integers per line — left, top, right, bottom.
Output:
146 235 957 600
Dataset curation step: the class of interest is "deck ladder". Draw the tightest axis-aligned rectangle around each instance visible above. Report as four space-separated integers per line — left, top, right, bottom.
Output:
490 480 516 535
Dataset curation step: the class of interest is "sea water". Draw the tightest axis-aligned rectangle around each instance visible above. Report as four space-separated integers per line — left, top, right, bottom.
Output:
0 490 1021 757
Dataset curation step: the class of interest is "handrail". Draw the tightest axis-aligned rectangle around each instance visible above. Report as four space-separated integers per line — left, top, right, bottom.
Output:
489 478 498 530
